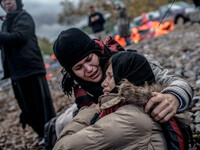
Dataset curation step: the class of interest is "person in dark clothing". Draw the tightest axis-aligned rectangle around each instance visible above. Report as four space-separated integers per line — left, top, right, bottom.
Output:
88 5 106 41
193 0 200 7
114 1 131 45
114 1 130 37
0 0 56 144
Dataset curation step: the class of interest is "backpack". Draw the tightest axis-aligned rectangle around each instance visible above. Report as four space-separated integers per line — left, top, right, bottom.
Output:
161 111 193 150
44 105 78 150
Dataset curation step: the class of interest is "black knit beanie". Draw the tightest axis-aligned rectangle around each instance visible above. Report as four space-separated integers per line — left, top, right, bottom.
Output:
0 0 23 11
112 51 155 86
53 28 97 71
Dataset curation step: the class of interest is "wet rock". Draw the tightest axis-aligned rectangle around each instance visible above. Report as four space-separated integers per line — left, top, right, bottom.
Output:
196 79 200 85
195 124 200 132
194 114 200 124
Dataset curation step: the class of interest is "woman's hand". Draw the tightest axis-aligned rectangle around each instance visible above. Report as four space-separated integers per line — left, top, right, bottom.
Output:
145 92 180 123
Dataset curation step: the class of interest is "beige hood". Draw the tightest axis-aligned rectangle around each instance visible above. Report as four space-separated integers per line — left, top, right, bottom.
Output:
99 79 164 110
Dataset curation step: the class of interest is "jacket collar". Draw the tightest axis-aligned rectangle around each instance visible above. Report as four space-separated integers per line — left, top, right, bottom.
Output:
99 80 164 111
99 93 125 110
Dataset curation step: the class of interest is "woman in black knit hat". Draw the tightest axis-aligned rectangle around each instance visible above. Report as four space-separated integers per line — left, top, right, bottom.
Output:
50 28 193 146
53 28 118 104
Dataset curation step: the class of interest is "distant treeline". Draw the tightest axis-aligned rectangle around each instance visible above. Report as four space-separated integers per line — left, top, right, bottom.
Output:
58 0 193 25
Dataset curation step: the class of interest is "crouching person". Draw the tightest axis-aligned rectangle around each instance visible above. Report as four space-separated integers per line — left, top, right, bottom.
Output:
53 51 170 150
49 28 193 149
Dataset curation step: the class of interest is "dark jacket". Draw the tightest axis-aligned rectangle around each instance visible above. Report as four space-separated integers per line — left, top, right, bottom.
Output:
88 12 105 33
0 10 46 80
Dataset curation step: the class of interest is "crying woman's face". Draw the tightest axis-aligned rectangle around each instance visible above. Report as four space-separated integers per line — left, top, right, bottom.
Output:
72 53 103 83
101 64 116 93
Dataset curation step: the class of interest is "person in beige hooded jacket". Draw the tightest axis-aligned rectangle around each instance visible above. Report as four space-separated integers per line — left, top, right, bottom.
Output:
53 51 170 150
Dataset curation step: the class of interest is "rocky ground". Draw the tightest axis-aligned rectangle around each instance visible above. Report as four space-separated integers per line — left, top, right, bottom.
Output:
0 23 200 149
127 23 200 149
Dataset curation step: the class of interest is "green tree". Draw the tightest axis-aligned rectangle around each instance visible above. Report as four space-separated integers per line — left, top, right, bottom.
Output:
38 38 54 55
58 0 91 25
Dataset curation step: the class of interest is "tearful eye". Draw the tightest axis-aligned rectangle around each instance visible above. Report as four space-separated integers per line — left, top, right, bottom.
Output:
74 65 82 70
86 56 92 62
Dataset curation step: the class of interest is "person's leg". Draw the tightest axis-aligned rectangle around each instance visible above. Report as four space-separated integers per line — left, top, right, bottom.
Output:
12 80 30 129
94 32 100 40
94 31 107 41
125 37 131 46
193 0 200 7
36 74 56 124
12 74 55 137
99 30 107 41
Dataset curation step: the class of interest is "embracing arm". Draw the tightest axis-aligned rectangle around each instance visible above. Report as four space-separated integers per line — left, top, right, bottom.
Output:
55 107 98 139
0 12 34 46
145 55 194 122
53 106 153 150
53 107 99 150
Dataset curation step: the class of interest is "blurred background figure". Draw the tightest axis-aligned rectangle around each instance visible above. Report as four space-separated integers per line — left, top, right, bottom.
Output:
192 0 200 7
114 0 130 45
0 0 55 146
88 5 106 41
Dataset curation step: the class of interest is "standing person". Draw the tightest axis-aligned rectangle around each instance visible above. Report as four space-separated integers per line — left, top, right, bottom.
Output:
88 5 106 41
114 0 130 44
193 0 200 7
0 0 56 144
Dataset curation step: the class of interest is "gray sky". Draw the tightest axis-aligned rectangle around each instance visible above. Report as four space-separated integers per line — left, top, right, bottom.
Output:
0 0 83 41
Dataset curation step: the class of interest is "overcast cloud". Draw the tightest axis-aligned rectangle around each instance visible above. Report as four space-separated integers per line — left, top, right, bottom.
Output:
0 0 83 41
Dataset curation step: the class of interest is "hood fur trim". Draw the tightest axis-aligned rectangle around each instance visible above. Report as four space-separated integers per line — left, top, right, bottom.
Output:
99 80 164 109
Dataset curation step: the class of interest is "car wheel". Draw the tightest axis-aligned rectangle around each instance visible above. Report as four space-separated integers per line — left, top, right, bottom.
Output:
176 17 185 25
